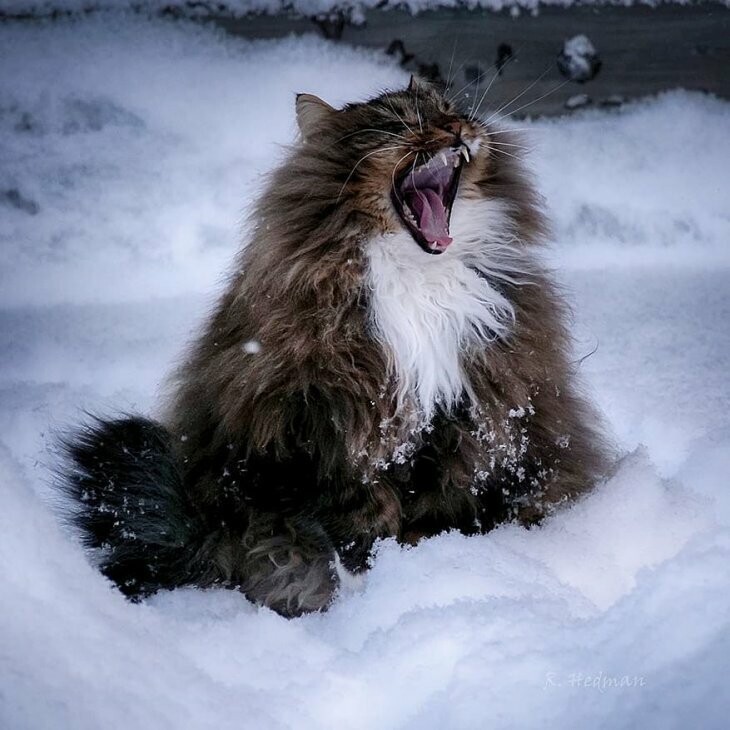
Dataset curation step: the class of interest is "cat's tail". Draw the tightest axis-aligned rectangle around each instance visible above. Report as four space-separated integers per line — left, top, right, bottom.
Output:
58 416 206 599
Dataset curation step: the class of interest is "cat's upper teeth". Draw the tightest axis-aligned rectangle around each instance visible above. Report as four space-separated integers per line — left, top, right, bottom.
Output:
439 152 448 167
461 146 470 163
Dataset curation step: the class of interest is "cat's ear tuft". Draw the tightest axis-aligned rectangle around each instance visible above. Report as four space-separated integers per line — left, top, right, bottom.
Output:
295 93 336 139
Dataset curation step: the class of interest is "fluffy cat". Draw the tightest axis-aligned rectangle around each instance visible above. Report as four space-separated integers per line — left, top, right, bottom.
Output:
61 77 607 617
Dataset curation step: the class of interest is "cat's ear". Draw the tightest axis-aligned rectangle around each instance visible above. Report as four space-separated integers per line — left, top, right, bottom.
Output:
295 94 336 139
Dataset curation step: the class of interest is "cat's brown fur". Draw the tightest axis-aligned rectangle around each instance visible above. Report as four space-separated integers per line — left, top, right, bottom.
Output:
61 78 608 617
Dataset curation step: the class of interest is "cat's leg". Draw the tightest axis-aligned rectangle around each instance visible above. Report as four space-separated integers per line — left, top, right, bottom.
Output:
401 415 508 544
180 440 340 617
215 480 402 614
319 479 403 575
182 435 402 614
399 415 487 543
400 447 481 545
401 396 606 540
214 511 338 618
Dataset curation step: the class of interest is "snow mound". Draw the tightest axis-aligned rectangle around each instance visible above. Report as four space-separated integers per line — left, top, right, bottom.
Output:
2 442 728 729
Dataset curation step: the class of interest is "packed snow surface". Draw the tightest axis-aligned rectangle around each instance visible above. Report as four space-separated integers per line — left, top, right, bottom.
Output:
1 14 729 730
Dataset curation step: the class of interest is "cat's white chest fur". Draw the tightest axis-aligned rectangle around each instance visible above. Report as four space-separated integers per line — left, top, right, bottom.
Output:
366 198 525 417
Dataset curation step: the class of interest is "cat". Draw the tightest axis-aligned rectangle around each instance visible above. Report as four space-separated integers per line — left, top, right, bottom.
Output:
60 76 607 617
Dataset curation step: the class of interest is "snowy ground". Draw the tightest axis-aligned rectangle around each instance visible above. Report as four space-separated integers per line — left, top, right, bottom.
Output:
1 14 729 730
5 0 722 23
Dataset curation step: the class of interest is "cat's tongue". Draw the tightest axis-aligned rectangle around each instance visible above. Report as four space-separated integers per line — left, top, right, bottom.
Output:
409 188 453 250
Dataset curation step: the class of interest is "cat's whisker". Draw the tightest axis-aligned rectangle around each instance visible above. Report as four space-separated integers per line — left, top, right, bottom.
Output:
450 47 520 111
384 95 416 136
444 64 471 105
485 127 539 135
469 56 520 118
407 152 420 191
488 140 529 151
336 129 408 144
447 69 487 107
337 146 404 202
469 65 502 121
468 69 492 119
390 150 417 208
445 39 458 90
447 60 499 105
469 49 522 122
468 50 521 121
480 64 553 124
488 146 525 163
489 79 569 123
444 56 478 102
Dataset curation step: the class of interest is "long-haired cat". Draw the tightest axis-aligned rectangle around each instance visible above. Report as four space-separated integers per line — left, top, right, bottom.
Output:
61 77 607 617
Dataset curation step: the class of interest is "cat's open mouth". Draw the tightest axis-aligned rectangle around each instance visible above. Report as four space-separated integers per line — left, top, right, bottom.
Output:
392 146 468 255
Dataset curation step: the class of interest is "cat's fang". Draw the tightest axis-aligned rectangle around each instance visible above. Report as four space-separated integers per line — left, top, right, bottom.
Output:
461 146 470 163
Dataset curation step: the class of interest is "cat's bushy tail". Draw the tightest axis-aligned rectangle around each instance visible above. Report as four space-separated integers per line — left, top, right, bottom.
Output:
59 416 204 599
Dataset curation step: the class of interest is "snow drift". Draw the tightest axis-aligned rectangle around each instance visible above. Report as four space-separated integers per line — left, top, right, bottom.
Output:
1 14 729 730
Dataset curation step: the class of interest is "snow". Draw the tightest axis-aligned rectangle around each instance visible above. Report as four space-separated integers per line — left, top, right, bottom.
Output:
0 0 720 22
557 34 600 82
1 13 730 730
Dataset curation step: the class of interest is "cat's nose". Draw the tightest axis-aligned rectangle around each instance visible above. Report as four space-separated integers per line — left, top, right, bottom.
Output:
442 120 463 138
